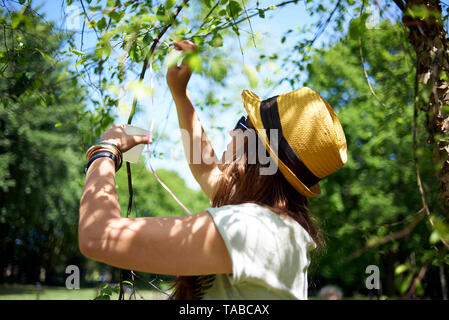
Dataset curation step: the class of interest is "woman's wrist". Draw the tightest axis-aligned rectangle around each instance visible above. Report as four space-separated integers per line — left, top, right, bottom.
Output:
170 88 188 100
85 156 116 177
85 142 123 173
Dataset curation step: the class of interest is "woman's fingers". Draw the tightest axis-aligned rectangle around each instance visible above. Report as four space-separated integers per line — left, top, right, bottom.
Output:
173 40 197 52
133 134 151 145
166 40 197 95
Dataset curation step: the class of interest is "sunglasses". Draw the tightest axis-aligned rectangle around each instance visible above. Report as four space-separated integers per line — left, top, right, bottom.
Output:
234 116 250 131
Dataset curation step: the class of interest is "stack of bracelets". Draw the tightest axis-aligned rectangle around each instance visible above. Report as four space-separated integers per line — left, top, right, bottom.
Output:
85 142 123 173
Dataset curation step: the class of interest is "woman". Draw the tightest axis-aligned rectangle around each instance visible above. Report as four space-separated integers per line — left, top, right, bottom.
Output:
79 40 347 300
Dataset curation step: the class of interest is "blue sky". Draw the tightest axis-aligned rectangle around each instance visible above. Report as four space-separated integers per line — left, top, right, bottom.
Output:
31 0 329 190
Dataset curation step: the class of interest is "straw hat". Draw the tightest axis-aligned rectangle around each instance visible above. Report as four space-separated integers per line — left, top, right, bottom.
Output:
241 87 347 197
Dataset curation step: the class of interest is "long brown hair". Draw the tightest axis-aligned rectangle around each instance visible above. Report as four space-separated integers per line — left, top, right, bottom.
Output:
169 132 325 299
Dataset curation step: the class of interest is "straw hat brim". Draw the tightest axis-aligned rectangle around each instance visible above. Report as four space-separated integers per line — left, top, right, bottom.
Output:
241 89 322 198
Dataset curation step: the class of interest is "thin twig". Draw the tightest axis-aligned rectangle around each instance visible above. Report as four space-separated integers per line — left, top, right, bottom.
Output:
230 13 245 65
357 1 386 109
79 0 100 40
358 36 387 109
406 265 427 298
131 271 170 297
275 0 341 92
241 0 256 48
195 0 221 32
413 60 430 217
345 209 427 262
120 0 190 301
195 0 299 40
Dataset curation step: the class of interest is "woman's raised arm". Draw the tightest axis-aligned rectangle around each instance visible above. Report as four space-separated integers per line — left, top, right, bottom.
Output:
166 40 222 201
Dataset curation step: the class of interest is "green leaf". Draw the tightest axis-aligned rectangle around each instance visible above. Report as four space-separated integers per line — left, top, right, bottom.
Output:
164 49 183 68
430 230 441 244
227 1 242 20
242 65 258 89
156 5 166 17
143 33 152 46
395 264 410 275
108 10 123 22
165 0 176 9
399 273 413 295
406 4 441 20
69 47 87 56
186 53 202 72
210 33 223 47
348 14 368 40
97 17 107 31
11 13 23 29
210 62 227 81
129 42 140 62
442 105 449 115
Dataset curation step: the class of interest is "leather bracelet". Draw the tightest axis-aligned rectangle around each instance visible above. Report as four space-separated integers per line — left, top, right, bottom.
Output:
86 146 121 169
85 144 122 172
98 142 123 160
98 142 123 171
84 151 118 174
86 146 115 160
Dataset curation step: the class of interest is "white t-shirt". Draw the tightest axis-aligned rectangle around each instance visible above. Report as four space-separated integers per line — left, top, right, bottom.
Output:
199 202 316 300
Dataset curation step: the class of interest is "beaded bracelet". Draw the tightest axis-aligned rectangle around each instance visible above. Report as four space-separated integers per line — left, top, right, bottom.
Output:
84 151 118 174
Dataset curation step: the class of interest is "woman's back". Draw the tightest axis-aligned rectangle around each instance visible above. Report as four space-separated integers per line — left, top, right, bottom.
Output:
198 203 316 300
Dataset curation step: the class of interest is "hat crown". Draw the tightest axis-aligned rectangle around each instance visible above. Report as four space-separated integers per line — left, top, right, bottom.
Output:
277 87 347 178
241 87 347 197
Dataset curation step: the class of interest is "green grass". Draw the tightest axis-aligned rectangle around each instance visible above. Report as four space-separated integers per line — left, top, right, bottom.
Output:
0 284 170 300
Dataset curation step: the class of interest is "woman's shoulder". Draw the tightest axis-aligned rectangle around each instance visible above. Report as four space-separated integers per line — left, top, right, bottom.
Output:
206 202 316 250
206 202 278 224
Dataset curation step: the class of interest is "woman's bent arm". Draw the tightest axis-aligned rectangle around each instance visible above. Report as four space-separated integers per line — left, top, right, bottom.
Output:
79 157 232 276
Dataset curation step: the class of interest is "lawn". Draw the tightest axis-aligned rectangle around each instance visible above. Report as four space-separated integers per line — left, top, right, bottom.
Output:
0 284 170 300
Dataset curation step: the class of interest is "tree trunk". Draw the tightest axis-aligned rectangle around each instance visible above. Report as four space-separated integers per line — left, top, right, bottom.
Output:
396 0 449 208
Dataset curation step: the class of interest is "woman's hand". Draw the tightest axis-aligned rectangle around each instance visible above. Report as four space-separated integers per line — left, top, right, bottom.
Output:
166 40 197 97
100 124 150 153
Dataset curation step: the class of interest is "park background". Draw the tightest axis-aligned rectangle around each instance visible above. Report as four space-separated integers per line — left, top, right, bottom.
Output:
1 0 449 299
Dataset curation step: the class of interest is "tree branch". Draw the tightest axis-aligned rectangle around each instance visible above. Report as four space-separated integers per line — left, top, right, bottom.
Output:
392 0 406 12
345 209 427 262
413 50 449 249
127 0 189 125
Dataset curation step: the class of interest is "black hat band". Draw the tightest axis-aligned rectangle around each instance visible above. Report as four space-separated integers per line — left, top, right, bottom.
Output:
259 96 321 188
